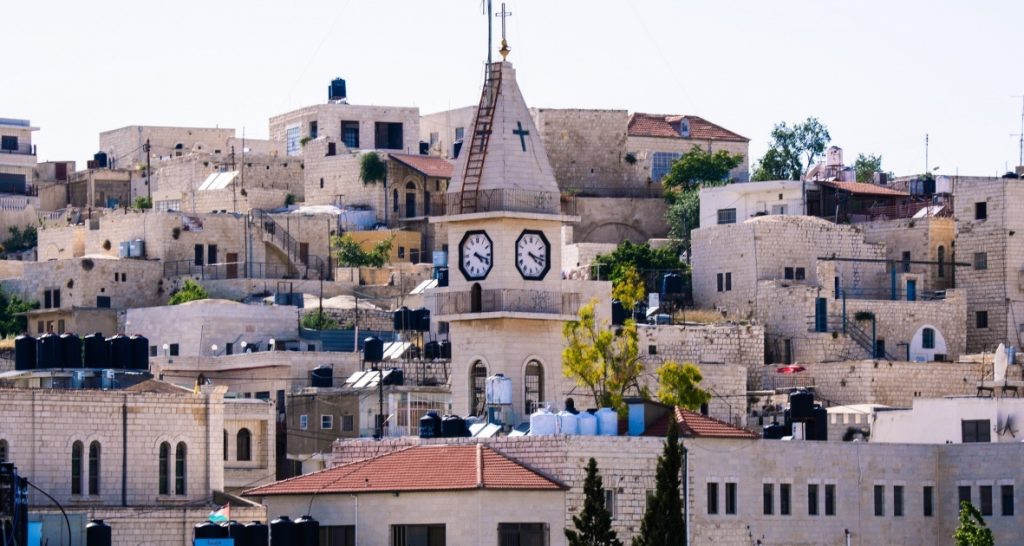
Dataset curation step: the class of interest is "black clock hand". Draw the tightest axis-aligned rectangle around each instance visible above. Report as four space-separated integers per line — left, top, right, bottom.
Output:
528 252 545 265
473 252 490 264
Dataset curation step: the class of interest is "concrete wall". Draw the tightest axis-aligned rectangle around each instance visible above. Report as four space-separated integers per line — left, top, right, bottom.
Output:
800 360 992 407
698 180 804 228
872 397 1024 444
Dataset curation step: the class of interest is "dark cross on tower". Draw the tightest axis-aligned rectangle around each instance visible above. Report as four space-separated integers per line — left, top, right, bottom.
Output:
496 2 512 60
513 121 529 152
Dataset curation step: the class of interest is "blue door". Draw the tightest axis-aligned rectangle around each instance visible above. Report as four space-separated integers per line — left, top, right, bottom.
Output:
814 298 828 332
907 279 917 301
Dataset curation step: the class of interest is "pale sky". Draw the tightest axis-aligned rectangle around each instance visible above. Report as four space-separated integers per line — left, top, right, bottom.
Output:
5 1 1024 177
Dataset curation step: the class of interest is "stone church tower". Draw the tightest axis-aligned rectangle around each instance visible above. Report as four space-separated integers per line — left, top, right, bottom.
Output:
429 60 610 421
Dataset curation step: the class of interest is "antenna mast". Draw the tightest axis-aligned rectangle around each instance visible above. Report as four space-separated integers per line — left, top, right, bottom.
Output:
1012 95 1024 168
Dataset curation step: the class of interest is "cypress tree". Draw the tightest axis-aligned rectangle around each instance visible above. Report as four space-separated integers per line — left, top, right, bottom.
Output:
633 418 684 546
566 457 623 546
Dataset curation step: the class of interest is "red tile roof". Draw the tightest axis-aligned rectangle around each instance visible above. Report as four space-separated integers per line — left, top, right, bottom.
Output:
642 406 758 439
815 180 908 197
627 113 748 142
243 444 564 497
389 153 454 178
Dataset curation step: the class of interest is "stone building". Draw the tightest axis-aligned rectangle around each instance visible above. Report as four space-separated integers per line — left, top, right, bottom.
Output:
626 113 750 183
269 102 420 157
98 125 237 169
67 168 133 209
0 117 39 192
0 382 270 544
698 179 804 228
859 215 956 293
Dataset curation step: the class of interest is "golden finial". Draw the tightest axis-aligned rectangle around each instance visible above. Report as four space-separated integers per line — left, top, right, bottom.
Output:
499 39 510 61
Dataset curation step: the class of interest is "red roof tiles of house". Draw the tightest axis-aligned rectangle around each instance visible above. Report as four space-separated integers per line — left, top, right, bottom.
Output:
627 113 748 142
389 153 454 178
815 180 909 197
643 406 758 439
243 444 564 497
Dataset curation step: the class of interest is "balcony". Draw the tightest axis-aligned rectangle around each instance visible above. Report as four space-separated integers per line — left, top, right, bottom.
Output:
0 142 35 156
425 189 576 217
427 288 581 318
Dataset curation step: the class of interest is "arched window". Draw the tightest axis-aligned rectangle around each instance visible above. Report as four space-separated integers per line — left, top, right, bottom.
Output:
405 181 417 217
223 430 228 461
524 360 544 415
471 283 482 313
0 439 8 463
470 361 488 416
236 429 252 462
937 246 946 278
175 443 187 495
72 441 83 495
158 442 170 495
88 441 101 495
922 328 936 350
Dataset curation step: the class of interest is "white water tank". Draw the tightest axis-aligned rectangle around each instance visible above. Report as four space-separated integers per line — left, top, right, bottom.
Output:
485 374 513 405
529 408 558 436
577 412 598 435
596 407 618 436
557 411 579 435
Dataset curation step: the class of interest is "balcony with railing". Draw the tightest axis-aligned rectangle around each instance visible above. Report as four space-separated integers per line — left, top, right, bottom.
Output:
423 189 577 217
427 288 581 318
0 142 35 156
163 260 297 280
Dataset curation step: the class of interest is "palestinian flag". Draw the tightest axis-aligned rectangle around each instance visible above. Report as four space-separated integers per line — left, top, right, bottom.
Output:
208 503 230 523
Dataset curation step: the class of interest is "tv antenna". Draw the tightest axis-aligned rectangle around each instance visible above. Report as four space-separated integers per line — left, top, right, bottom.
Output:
1012 95 1024 168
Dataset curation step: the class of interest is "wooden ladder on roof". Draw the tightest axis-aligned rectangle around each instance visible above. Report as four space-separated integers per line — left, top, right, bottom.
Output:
459 62 503 213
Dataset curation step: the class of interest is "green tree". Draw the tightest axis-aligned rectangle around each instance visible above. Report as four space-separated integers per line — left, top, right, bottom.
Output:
632 419 684 546
562 300 645 412
751 117 831 181
954 501 995 546
3 225 38 253
132 196 152 210
663 179 728 255
301 310 339 330
612 266 645 311
661 145 744 191
167 279 209 305
332 234 393 268
0 288 38 336
565 458 623 546
592 241 684 286
359 151 387 185
854 153 883 183
656 362 711 411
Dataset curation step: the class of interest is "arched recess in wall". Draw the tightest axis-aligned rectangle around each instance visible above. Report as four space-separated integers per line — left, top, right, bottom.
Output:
909 324 948 362
470 360 488 417
404 180 418 218
580 222 648 245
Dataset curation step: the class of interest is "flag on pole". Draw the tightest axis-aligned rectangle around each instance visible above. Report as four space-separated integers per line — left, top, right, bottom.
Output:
208 503 230 523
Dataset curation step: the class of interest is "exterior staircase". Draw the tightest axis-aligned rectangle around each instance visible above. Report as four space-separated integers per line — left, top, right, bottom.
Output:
458 62 503 213
842 315 898 361
252 209 329 280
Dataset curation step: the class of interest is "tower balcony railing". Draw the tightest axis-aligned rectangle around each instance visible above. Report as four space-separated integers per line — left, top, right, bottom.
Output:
426 189 576 216
427 288 581 317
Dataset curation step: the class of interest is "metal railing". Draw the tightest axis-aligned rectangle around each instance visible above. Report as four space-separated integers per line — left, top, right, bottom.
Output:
163 260 293 280
836 287 946 302
426 189 576 216
252 209 329 280
562 186 664 199
0 143 35 156
427 288 581 316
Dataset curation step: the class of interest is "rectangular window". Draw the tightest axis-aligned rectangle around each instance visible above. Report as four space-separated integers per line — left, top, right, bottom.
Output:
717 273 724 292
651 152 682 182
959 486 972 507
497 523 547 546
825 484 836 516
299 415 308 431
784 267 794 280
924 486 934 517
980 485 994 516
341 121 360 148
717 208 737 225
707 482 719 515
391 524 446 546
974 252 988 270
976 311 989 329
194 244 204 266
962 420 992 443
874 485 885 516
763 483 774 515
319 525 355 546
780 483 791 515
902 251 912 273
771 204 788 215
725 482 737 515
795 267 805 281
604 489 616 519
309 121 318 139
208 244 218 265
1001 485 1014 516
57 320 65 334
894 485 904 517
96 296 111 308
150 345 158 357
226 343 233 355
169 343 179 356
975 201 987 220
725 272 732 291
398 246 405 259
374 122 404 150
808 484 819 516
342 415 355 432
0 135 18 151
922 328 935 349
429 132 439 147
321 415 333 430
286 125 301 156
455 127 465 141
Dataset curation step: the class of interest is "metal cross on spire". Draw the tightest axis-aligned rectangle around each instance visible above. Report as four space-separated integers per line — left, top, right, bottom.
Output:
496 2 512 60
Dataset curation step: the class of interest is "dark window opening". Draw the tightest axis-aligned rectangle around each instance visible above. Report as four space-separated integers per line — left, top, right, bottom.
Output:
975 202 987 220
0 136 18 151
341 121 359 148
924 486 934 517
88 441 100 495
236 428 252 461
808 484 819 516
780 483 791 515
980 485 993 516
763 483 774 515
894 485 904 517
707 482 719 515
374 122 403 150
874 485 884 516
974 252 988 270
976 311 989 329
159 442 170 495
959 486 972 507
1001 485 1014 516
922 328 935 349
725 482 737 515
825 484 836 516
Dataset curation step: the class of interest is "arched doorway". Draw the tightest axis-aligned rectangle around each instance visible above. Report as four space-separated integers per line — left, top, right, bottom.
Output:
471 283 482 313
405 181 417 217
524 360 544 415
470 361 488 416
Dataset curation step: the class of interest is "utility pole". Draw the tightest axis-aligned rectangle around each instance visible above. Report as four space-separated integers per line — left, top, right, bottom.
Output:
230 145 237 213
924 133 929 173
1012 96 1024 168
144 139 152 202
485 0 493 65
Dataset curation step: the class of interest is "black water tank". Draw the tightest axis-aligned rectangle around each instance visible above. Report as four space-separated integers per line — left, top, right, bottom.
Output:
662 273 683 294
270 515 295 546
789 390 815 421
762 423 787 440
419 411 442 438
295 515 320 546
439 340 451 360
413 307 430 332
221 520 246 539
424 341 440 360
194 521 228 538
442 415 466 438
36 333 60 369
60 333 82 368
244 521 269 546
129 335 149 370
436 267 449 287
93 152 108 169
382 368 403 386
632 304 648 323
363 336 383 363
311 365 333 388
83 333 108 368
809 406 828 441
107 335 131 369
610 300 628 326
329 78 347 102
393 306 412 331
86 519 112 546
14 335 34 371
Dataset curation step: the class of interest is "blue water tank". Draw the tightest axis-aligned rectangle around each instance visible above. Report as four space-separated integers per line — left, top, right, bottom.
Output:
129 335 149 370
328 78 347 102
611 300 628 326
439 340 452 360
661 273 683 294
221 520 246 538
413 307 430 332
393 306 413 331
107 334 131 369
311 365 333 388
442 415 467 438
789 390 815 421
424 341 440 360
194 521 228 539
36 333 60 369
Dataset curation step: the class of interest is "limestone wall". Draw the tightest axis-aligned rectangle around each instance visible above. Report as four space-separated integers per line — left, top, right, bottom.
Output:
533 108 630 190
33 505 267 546
801 359 998 406
99 126 236 169
572 196 668 243
268 103 421 156
639 322 763 396
860 215 955 292
2 256 165 310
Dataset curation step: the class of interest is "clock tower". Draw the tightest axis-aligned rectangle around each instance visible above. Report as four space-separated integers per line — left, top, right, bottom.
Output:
428 60 609 421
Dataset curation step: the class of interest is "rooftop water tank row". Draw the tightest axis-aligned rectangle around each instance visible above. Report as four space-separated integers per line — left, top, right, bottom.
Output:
529 406 616 436
393 307 430 332
194 517 315 546
117 239 146 259
16 333 149 371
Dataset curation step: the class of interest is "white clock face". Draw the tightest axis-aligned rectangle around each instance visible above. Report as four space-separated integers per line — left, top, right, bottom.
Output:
459 230 493 280
516 229 551 280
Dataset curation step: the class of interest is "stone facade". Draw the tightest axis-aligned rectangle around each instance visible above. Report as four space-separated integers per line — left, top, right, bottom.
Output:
860 215 955 292
1 255 165 313
571 196 668 244
98 126 236 170
268 103 421 156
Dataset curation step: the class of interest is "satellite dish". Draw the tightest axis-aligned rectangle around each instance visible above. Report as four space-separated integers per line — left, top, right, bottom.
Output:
994 343 1008 383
